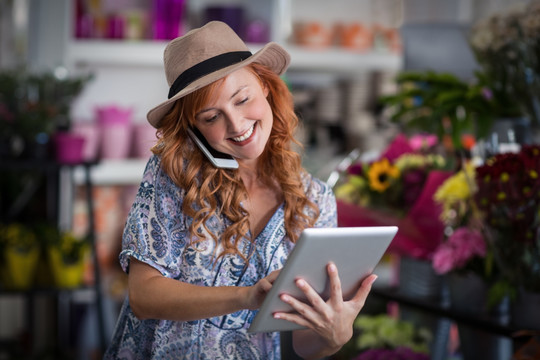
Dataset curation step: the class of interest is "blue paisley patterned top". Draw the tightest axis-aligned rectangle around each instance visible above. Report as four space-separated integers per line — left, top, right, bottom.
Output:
104 155 337 360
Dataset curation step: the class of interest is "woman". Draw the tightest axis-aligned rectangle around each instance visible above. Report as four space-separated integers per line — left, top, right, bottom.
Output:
105 21 377 359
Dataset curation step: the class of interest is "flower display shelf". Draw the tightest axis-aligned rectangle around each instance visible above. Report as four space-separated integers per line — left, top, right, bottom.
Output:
369 286 519 337
0 159 106 358
368 285 540 358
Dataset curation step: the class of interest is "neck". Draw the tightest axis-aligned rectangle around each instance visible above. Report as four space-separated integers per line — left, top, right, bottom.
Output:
238 163 261 192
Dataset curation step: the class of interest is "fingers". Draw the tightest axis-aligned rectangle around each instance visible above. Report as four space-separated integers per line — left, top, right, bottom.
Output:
326 262 343 306
266 269 281 284
274 266 379 352
274 292 316 328
273 262 343 328
259 278 273 293
257 270 281 294
350 274 377 306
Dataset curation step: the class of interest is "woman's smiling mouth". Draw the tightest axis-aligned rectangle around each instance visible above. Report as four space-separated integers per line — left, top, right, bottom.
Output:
231 124 255 142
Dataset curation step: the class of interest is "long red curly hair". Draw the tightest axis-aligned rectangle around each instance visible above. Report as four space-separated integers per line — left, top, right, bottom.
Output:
152 63 319 261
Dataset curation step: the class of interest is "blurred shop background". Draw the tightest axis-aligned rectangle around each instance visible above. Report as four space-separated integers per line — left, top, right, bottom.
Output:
0 0 535 359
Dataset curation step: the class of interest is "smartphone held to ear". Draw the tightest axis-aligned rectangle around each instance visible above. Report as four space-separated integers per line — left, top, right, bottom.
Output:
187 128 239 169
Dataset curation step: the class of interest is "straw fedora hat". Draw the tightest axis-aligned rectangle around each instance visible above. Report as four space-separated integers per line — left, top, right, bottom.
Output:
147 21 291 127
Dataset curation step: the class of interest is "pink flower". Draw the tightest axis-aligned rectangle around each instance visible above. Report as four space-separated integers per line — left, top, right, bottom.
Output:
379 134 414 161
432 245 456 274
432 227 486 274
409 134 438 151
450 227 486 258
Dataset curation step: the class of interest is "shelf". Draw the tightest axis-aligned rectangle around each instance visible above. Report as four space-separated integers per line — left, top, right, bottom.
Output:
0 159 90 171
67 39 168 67
0 160 108 356
73 158 147 186
286 45 402 72
370 286 517 337
67 39 402 72
0 286 96 302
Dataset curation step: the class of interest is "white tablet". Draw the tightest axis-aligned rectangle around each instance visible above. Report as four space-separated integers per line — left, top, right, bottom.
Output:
248 226 397 333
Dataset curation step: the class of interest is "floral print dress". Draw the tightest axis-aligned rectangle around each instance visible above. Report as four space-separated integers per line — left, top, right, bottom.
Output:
104 155 337 360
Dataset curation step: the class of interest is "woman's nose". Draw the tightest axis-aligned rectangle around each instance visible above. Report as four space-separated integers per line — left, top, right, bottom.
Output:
225 111 245 133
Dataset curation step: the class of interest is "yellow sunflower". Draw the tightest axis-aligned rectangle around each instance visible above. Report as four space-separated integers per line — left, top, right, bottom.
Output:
367 158 400 193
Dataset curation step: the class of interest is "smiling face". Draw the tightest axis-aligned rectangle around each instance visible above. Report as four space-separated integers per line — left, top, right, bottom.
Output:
193 67 272 167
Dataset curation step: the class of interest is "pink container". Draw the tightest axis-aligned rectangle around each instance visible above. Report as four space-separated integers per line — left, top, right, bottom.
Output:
54 132 86 164
96 105 132 126
133 123 157 159
72 122 101 161
96 106 133 160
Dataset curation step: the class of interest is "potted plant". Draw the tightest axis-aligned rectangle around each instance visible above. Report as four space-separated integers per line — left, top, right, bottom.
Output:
0 223 40 289
0 67 91 159
378 71 496 154
46 229 90 288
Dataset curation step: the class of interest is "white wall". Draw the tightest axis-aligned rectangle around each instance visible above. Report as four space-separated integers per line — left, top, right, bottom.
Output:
11 0 535 125
70 65 167 123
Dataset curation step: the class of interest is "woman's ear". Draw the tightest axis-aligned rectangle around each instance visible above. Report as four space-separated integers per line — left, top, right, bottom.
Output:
263 81 270 98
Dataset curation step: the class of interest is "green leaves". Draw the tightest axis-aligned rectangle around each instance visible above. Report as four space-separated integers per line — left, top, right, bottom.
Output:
0 67 92 139
379 70 496 150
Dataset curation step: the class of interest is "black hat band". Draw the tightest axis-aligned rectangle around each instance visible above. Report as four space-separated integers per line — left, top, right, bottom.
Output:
168 51 252 99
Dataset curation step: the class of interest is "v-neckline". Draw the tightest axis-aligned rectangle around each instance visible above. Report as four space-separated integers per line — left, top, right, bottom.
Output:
250 202 284 241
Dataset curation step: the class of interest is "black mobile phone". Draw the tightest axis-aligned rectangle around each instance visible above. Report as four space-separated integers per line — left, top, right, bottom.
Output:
187 127 239 169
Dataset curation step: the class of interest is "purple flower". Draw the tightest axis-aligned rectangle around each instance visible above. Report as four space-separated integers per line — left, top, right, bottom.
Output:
402 170 427 207
348 163 364 176
354 347 430 360
481 87 493 100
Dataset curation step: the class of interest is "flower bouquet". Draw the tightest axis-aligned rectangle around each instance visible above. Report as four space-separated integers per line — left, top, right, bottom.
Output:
431 145 540 351
335 134 452 260
431 162 492 278
474 145 540 294
431 162 513 360
469 1 540 126
432 144 540 302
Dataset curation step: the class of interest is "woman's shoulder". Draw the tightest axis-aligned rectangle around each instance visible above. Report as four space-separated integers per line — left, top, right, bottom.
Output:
140 154 185 193
140 154 161 176
300 171 334 199
142 154 185 183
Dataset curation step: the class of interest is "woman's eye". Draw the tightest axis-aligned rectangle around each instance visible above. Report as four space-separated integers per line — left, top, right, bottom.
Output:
205 114 219 123
237 97 249 105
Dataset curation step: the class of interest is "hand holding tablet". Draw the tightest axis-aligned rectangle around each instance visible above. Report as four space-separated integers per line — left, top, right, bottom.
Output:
248 226 397 333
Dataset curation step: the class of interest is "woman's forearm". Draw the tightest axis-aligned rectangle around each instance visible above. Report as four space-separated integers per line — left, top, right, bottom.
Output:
128 258 250 321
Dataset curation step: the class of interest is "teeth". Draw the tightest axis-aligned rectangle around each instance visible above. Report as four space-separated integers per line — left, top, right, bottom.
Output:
232 125 254 142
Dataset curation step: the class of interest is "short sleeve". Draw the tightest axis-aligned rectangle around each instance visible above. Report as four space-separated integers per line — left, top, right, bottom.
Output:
119 155 189 279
